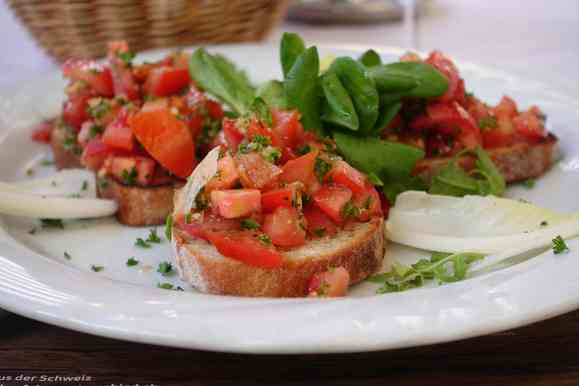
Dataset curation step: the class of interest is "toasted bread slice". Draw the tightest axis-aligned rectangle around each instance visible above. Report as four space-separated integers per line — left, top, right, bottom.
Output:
415 134 559 183
172 217 385 297
51 123 82 170
97 176 183 226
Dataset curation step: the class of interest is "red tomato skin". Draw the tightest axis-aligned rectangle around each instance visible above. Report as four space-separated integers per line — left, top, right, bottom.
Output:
130 109 196 178
307 267 350 297
327 160 367 195
303 205 338 237
263 206 306 248
210 189 262 219
109 156 156 186
102 107 135 151
62 95 91 130
352 184 383 222
206 100 224 120
31 122 52 143
272 109 304 149
513 110 546 142
205 231 283 269
261 188 295 212
107 41 140 101
205 153 240 192
144 67 191 97
494 96 518 119
280 150 318 186
222 118 245 151
235 153 282 190
62 59 114 98
81 137 114 170
426 51 460 103
312 184 353 224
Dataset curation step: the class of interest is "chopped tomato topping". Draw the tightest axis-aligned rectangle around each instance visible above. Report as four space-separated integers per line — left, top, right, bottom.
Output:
307 267 350 297
102 107 135 151
326 160 367 194
107 41 140 101
513 110 546 142
210 189 261 219
235 152 282 189
205 153 240 192
144 67 191 97
205 231 283 269
109 156 156 186
206 100 224 120
312 184 353 224
494 96 518 119
222 118 245 151
62 59 114 98
352 184 383 222
482 116 515 148
81 137 114 170
62 94 91 130
280 150 318 186
425 51 460 103
130 108 196 178
31 122 52 144
261 186 299 212
263 206 306 248
303 205 337 237
271 109 304 149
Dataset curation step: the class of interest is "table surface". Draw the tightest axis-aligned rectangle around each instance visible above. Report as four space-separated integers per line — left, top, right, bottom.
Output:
2 0 579 384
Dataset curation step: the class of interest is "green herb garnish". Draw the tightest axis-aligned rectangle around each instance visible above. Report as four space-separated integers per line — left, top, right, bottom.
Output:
552 236 569 254
135 238 151 248
165 215 173 241
257 234 272 245
478 115 498 130
117 51 136 65
241 218 261 230
342 201 360 220
121 167 138 186
88 99 111 120
157 261 175 276
91 265 104 272
64 252 72 260
146 229 161 243
126 257 139 267
40 218 64 229
157 282 174 290
314 157 332 182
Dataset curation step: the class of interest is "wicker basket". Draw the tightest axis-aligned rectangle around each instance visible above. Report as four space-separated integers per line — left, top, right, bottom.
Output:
7 0 290 62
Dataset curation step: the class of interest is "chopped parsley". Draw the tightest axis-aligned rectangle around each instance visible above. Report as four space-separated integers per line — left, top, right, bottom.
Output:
135 238 151 248
157 261 175 276
313 228 326 237
146 228 162 243
63 251 72 260
552 235 569 254
91 265 104 272
521 179 535 189
238 134 271 154
117 51 136 65
342 201 360 220
89 124 104 138
262 147 281 163
121 167 138 186
81 180 89 191
314 157 332 182
297 144 312 155
63 134 81 155
87 99 111 120
257 234 272 245
194 189 209 211
126 257 139 267
165 215 173 241
478 115 498 130
157 282 174 290
40 159 54 166
40 218 64 229
240 218 261 230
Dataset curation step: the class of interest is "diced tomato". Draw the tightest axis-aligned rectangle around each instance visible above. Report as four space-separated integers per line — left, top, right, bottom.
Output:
263 206 306 248
307 267 350 297
206 100 224 120
81 137 114 170
107 41 140 100
400 52 422 62
222 118 245 151
62 59 114 97
303 204 337 237
144 66 191 97
494 96 518 119
466 97 491 121
102 107 135 151
130 108 196 178
313 184 353 224
235 152 282 189
187 112 204 140
454 103 482 148
247 119 282 147
482 116 515 148
205 231 283 269
78 121 96 147
205 153 240 191
327 160 367 194
31 121 52 144
62 94 91 130
352 184 383 221
513 110 546 142
261 186 299 212
210 189 261 219
185 84 207 110
280 150 318 186
141 98 169 112
272 109 304 149
179 215 241 240
425 51 460 103
109 156 155 186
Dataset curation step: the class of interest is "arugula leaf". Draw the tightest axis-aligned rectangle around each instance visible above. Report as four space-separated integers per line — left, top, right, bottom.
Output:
329 57 379 134
359 49 382 68
473 146 506 196
320 71 359 131
284 46 323 134
280 32 306 78
249 97 273 126
256 80 288 109
552 235 569 254
189 48 255 114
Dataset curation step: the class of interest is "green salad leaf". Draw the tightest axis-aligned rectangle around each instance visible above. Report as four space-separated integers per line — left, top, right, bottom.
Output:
359 49 382 68
320 71 359 131
256 80 288 109
379 62 449 98
280 32 306 78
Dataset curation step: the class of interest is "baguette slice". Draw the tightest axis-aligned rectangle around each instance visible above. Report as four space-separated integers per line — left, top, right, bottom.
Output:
415 134 559 183
97 176 183 226
172 217 385 297
51 124 83 170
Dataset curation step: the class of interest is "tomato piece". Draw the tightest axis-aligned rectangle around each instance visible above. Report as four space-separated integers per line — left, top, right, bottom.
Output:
513 110 546 142
205 153 240 191
62 94 91 130
482 116 515 148
247 118 282 147
327 160 367 194
425 51 460 103
210 189 261 219
81 137 114 170
102 107 135 151
206 100 224 120
222 118 245 151
235 152 282 189
107 41 140 100
272 109 304 149
494 96 518 119
307 267 350 297
77 121 96 147
303 204 337 237
109 156 155 186
31 121 52 144
205 231 283 269
261 187 298 212
352 184 383 221
144 67 191 97
280 150 318 186
313 184 353 224
263 206 306 248
454 103 482 148
130 109 196 178
62 59 114 97
179 215 241 240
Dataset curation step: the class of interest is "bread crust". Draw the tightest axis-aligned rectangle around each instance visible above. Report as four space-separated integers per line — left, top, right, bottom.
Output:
415 134 559 183
172 217 385 297
50 124 83 170
97 176 183 226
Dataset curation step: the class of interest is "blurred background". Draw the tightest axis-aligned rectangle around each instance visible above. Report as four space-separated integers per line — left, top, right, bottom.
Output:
1 0 578 95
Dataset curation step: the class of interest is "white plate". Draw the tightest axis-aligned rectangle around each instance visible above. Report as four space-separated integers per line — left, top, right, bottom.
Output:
1 44 579 354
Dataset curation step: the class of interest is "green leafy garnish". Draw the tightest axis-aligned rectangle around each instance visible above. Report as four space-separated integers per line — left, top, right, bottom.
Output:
552 235 569 254
342 201 360 220
257 234 272 245
121 167 138 186
371 62 448 97
64 252 71 260
88 99 111 120
249 97 273 126
157 282 174 290
240 218 261 230
359 49 382 68
135 238 151 248
368 251 485 293
165 215 173 241
314 157 332 182
40 218 64 229
320 71 359 131
521 179 535 189
478 115 498 129
91 265 104 272
280 32 306 78
157 261 175 276
40 159 54 166
117 51 136 65
126 257 139 267
146 229 161 243
256 80 288 109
